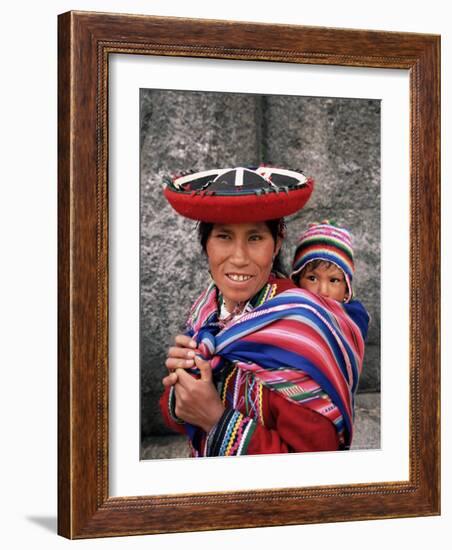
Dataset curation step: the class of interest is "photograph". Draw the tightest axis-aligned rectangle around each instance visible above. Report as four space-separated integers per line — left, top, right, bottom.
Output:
139 88 381 460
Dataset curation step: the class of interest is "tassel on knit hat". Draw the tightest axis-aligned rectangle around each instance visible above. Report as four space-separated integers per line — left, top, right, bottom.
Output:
291 220 355 302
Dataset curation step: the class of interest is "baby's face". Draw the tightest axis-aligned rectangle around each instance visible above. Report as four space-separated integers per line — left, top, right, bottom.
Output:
298 263 348 302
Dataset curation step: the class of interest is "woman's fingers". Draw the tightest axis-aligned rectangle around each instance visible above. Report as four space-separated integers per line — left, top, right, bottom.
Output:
194 355 213 383
166 355 212 379
166 345 195 369
168 346 196 359
165 336 198 370
174 334 197 349
162 371 178 387
174 367 191 385
165 357 195 370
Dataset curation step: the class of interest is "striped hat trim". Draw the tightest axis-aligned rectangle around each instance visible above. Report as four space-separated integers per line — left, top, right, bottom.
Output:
297 236 354 261
294 248 354 274
295 242 354 267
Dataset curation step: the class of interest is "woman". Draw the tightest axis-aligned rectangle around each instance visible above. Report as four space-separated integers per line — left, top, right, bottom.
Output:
160 166 369 457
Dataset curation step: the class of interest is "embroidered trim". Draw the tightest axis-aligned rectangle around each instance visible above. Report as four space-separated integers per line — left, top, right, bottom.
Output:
221 365 238 404
206 409 257 457
258 383 265 427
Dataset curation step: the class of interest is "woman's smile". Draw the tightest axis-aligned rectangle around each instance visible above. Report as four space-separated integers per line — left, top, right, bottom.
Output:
226 273 254 283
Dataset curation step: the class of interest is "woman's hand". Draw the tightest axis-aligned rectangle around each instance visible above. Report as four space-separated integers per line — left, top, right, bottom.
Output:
164 334 198 371
162 335 225 431
162 334 198 387
165 355 226 433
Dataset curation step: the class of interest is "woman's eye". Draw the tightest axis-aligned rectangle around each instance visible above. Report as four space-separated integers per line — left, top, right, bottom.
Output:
249 234 262 241
215 233 230 240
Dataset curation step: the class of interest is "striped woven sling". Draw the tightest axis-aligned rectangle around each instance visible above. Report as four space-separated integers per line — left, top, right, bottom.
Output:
185 279 369 450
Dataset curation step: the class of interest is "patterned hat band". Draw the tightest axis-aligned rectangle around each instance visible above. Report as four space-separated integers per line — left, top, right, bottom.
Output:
291 222 355 302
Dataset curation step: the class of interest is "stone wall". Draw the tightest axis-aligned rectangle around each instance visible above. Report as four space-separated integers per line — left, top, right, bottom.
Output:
140 89 380 437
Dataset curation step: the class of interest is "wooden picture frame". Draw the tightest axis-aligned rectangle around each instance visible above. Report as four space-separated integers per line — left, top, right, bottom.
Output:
58 10 440 538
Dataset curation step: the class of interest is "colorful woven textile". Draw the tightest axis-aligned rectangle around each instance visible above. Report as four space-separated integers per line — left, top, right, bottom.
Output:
185 279 369 450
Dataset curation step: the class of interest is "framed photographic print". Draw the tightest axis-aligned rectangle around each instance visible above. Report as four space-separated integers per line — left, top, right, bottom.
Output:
137 87 382 466
58 11 440 538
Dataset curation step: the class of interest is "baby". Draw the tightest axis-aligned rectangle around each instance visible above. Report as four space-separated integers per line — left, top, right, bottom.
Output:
290 220 370 448
291 221 356 305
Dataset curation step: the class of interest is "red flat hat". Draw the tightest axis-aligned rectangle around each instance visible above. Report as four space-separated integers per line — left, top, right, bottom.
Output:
163 166 314 223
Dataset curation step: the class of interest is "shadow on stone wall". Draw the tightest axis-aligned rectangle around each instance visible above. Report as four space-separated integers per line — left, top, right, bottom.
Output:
140 89 380 438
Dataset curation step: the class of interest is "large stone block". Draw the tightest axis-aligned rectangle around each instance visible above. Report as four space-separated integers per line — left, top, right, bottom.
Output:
359 344 381 392
140 89 261 172
264 95 380 212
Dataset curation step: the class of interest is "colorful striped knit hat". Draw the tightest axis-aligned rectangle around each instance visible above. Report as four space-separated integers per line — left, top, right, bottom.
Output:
291 221 355 302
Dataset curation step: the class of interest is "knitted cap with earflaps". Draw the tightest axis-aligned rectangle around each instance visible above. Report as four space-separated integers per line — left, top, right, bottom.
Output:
291 220 355 302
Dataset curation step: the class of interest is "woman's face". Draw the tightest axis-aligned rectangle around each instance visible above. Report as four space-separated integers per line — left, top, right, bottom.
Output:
206 222 281 312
